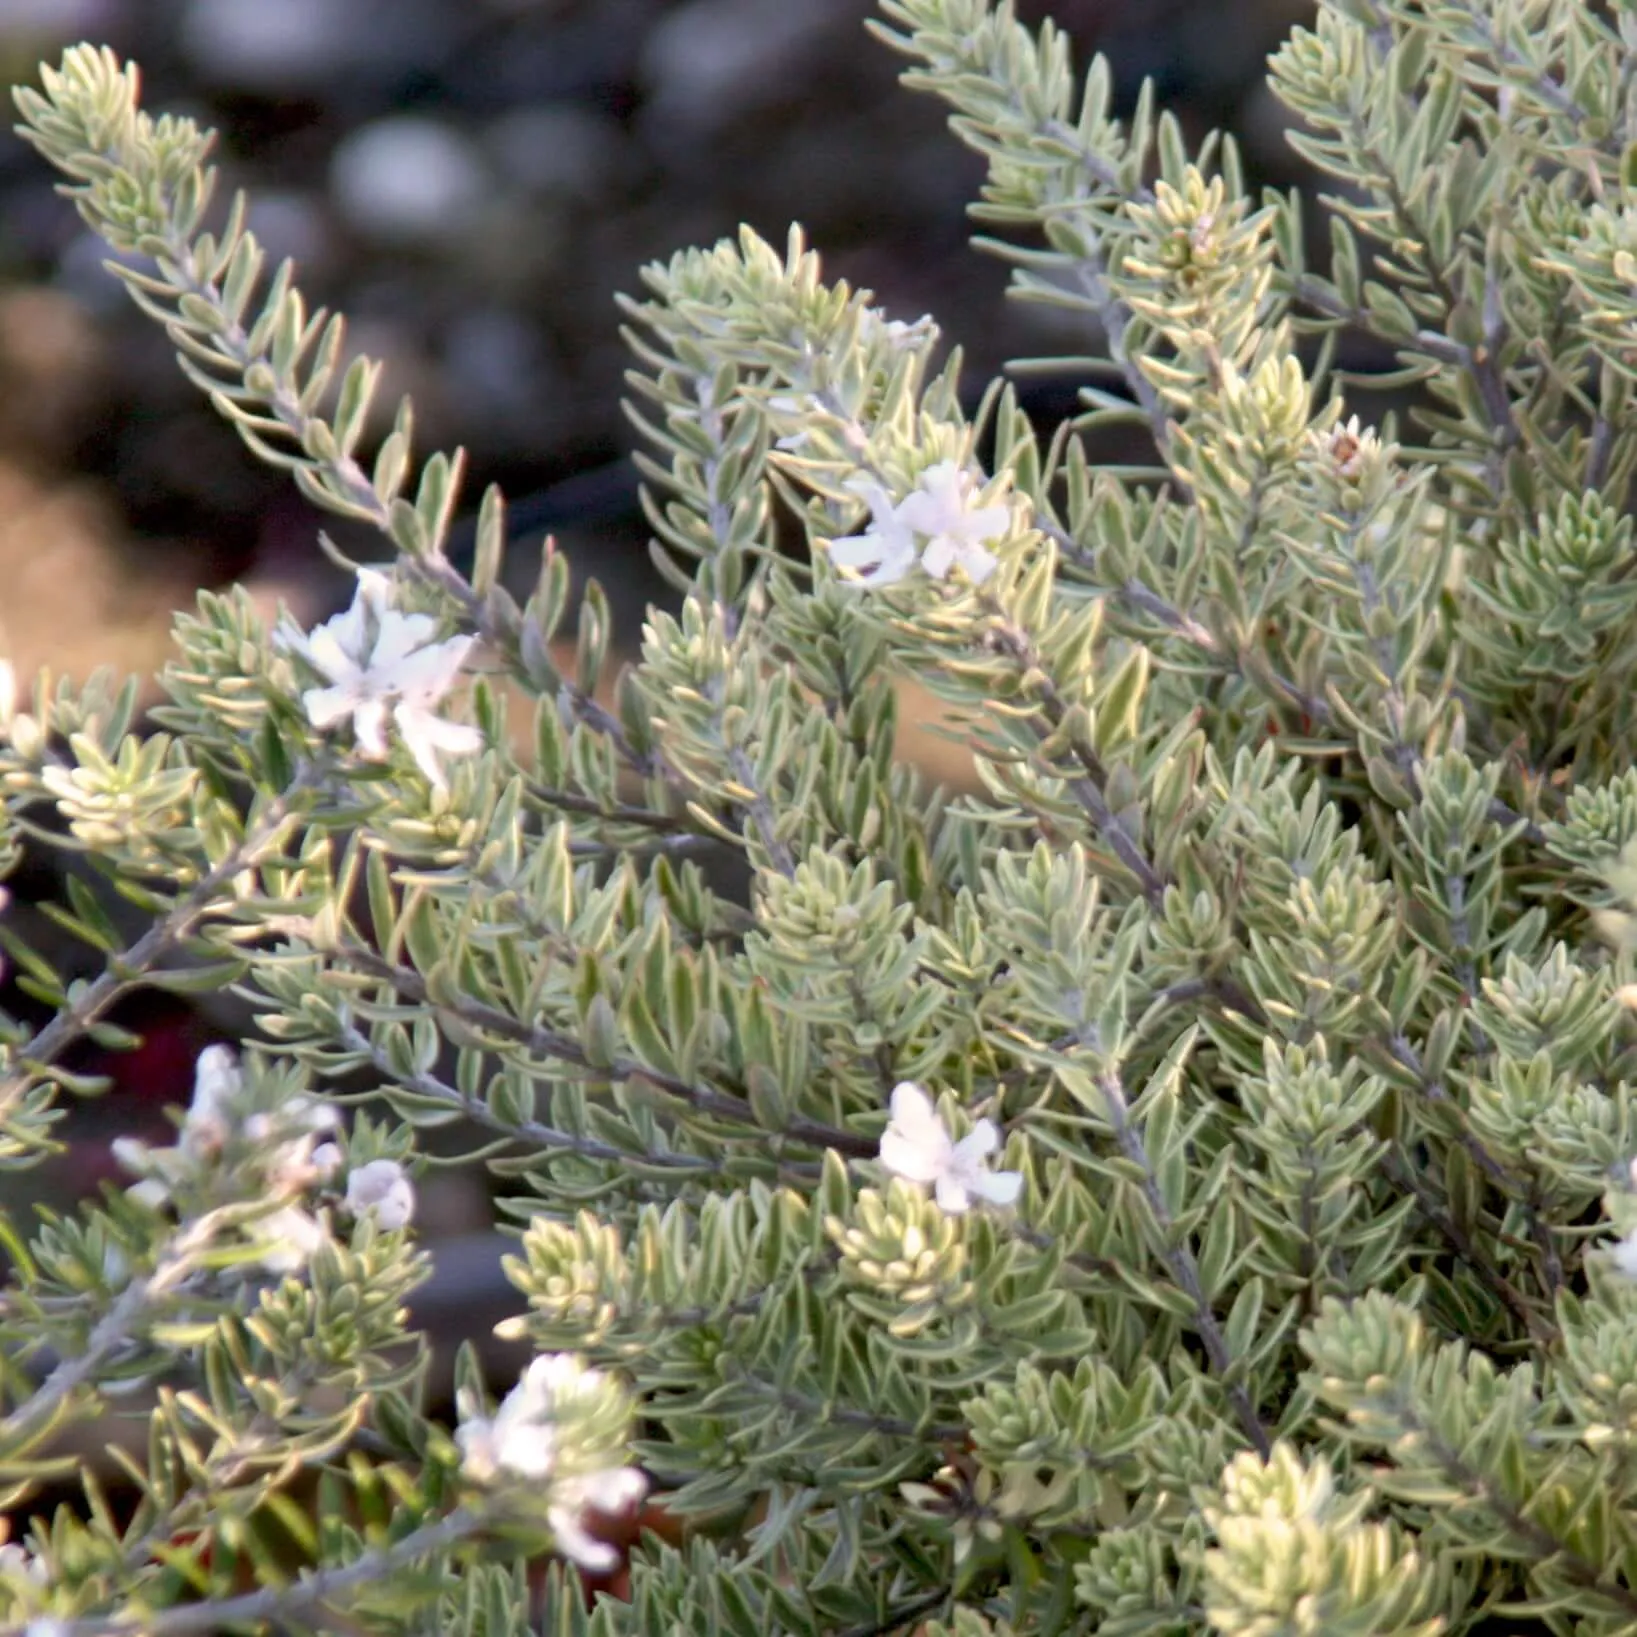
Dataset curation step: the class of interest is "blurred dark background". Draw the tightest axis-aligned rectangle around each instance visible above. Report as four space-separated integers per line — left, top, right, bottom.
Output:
0 0 1313 681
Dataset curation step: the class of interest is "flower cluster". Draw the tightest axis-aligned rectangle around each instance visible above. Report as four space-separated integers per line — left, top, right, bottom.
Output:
113 1046 337 1269
878 1081 1023 1214
826 460 1010 588
456 1353 648 1570
332 1155 417 1232
112 1047 415 1271
276 569 481 791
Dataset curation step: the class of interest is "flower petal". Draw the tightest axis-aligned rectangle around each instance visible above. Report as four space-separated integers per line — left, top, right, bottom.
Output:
827 529 917 587
526 1352 594 1396
826 531 886 569
895 463 964 533
975 1168 1024 1207
496 1424 558 1479
399 707 483 757
954 1119 999 1161
889 1081 938 1130
548 1506 618 1571
369 610 440 670
352 698 391 760
962 503 1011 542
882 1083 952 1175
307 616 367 682
955 541 1000 584
346 1159 416 1230
353 568 394 612
302 682 365 731
919 535 956 581
385 634 476 705
880 1128 943 1184
583 1465 648 1514
395 705 481 788
190 1045 241 1122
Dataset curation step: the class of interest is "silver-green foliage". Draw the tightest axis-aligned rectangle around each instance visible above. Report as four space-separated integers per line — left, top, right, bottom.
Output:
6 0 1637 1631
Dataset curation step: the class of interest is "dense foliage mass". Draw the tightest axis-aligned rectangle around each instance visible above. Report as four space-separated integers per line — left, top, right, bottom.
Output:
6 1 1637 1632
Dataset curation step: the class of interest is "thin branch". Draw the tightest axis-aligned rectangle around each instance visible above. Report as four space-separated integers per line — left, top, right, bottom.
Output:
0 770 315 1130
148 217 673 791
1 1506 488 1637
980 603 1170 906
726 746 797 878
716 1363 969 1447
1037 514 1332 725
1405 1416 1637 1619
1094 1066 1272 1456
336 1020 822 1186
326 939 878 1161
1381 1032 1564 1303
1070 240 1176 466
0 1214 222 1458
1440 2 1596 127
1375 1146 1550 1341
523 779 704 836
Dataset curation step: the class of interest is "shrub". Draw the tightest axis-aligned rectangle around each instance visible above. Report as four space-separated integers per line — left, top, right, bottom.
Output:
7 2 1637 1633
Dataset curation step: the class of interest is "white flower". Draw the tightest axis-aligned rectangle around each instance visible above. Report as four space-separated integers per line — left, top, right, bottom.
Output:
125 1176 171 1212
181 1043 242 1158
1611 1228 1637 1279
895 461 1009 584
859 309 936 352
269 1109 343 1193
879 1081 1023 1215
112 1049 340 1271
264 1134 333 1192
186 1052 338 1189
278 569 482 790
344 1158 416 1231
456 1354 648 1569
284 1092 341 1135
1309 413 1381 482
252 1204 330 1274
264 1097 341 1188
0 1540 47 1584
458 1355 564 1484
548 1465 648 1571
825 481 920 587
